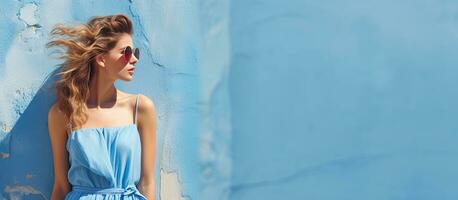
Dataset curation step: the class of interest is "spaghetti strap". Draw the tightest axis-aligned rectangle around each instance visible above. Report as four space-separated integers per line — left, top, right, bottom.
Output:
134 94 139 124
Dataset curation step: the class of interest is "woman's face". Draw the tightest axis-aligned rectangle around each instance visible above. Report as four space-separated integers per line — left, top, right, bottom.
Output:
97 33 138 81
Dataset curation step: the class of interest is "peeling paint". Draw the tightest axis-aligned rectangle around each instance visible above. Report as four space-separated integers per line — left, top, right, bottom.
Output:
12 87 35 117
17 3 39 26
0 152 10 159
3 184 46 200
25 174 34 180
17 2 43 45
0 122 12 133
160 168 191 200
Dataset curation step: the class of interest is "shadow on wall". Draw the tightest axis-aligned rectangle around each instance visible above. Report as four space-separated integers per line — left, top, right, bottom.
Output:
0 68 60 199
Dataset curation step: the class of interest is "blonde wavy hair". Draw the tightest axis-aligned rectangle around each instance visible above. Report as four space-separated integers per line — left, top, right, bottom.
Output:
46 14 133 132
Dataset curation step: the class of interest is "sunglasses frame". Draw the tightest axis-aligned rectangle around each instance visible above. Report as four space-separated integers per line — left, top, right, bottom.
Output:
122 46 140 62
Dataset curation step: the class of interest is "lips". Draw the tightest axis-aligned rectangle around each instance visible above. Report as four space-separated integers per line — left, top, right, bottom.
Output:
128 68 135 71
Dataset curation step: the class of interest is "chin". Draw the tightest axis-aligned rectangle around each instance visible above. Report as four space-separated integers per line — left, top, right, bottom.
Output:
119 76 133 82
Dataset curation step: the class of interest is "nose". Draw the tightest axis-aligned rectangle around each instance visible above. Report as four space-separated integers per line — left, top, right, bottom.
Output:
129 55 138 65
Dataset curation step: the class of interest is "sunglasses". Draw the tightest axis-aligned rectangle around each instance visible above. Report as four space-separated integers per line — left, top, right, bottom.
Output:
122 46 140 62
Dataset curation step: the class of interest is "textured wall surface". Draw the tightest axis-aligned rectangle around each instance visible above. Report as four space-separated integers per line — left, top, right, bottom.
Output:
0 0 230 200
197 0 232 199
229 1 458 200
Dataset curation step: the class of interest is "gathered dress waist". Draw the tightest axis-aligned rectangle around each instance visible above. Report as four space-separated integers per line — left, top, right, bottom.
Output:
72 184 146 199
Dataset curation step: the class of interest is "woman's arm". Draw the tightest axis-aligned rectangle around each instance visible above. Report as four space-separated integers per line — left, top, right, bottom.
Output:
48 104 71 200
136 94 157 200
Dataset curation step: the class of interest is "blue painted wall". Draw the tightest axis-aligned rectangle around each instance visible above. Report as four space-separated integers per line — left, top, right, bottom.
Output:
3 0 456 199
229 1 458 200
0 0 231 200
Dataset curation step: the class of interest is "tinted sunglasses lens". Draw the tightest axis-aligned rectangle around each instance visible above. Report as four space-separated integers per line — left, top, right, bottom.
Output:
134 48 140 60
124 46 132 61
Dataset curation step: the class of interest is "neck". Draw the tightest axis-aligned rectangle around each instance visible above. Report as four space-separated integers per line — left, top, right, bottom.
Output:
87 69 117 109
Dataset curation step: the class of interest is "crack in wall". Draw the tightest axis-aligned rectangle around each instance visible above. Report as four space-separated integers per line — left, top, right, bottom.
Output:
231 153 390 192
128 2 164 68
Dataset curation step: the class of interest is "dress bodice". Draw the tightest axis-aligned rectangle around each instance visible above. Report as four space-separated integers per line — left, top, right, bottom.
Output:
64 94 147 200
66 124 142 188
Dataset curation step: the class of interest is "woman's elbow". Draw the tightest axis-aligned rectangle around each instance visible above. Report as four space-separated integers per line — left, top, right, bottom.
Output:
50 182 71 200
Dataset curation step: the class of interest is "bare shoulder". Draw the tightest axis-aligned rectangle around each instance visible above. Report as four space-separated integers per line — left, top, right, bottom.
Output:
48 103 65 123
48 103 67 135
137 94 156 113
136 94 157 137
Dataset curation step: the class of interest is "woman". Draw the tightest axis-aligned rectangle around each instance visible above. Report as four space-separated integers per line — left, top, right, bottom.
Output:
46 14 156 200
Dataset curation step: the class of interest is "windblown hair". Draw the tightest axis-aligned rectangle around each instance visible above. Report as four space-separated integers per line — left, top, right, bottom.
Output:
46 14 133 132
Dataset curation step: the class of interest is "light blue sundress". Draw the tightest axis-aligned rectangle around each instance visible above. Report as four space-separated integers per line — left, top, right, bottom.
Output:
65 94 147 200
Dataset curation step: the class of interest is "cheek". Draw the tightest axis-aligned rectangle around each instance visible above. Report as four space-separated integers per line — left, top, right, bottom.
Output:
105 55 124 70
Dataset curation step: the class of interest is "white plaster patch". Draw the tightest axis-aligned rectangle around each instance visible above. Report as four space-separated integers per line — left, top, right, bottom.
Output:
4 184 46 200
0 121 12 133
25 173 34 180
0 152 10 159
18 3 39 26
17 2 43 45
160 168 191 200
